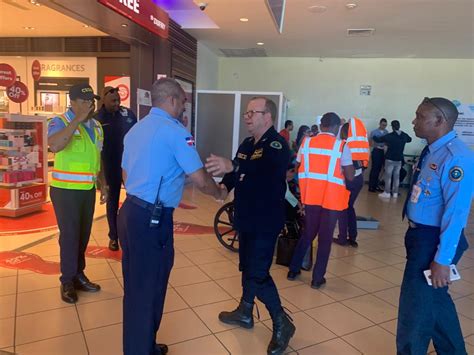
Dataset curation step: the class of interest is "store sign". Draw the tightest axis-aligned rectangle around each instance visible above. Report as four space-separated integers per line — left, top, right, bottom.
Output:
105 75 131 108
0 63 17 87
18 184 46 208
98 0 169 39
7 81 29 103
31 60 41 81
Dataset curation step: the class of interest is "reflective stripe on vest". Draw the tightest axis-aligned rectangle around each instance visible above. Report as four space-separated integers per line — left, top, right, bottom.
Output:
299 137 345 186
346 117 370 165
51 170 95 184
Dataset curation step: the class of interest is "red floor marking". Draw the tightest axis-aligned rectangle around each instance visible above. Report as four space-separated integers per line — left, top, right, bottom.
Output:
0 251 60 274
86 246 122 261
0 203 58 236
178 202 197 209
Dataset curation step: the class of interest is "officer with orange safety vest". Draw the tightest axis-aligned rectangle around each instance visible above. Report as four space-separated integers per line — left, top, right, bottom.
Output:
48 83 108 304
287 112 354 288
334 117 370 248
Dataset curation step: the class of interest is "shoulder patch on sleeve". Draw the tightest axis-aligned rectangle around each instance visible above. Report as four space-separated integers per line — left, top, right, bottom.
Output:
185 136 195 146
270 141 282 150
449 167 463 182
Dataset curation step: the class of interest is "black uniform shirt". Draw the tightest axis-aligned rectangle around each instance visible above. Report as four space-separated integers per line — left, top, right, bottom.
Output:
221 126 290 234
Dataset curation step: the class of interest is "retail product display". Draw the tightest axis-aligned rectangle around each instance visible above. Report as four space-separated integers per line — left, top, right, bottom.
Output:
0 114 48 217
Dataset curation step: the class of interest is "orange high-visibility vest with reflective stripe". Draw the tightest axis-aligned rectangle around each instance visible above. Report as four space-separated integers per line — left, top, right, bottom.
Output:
346 117 370 167
298 134 350 211
50 114 103 190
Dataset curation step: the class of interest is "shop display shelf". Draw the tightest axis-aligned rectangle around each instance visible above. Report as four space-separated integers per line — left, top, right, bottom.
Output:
0 178 43 188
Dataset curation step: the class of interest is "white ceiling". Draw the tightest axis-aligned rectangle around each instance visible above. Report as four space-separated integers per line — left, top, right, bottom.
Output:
186 0 474 58
0 0 105 37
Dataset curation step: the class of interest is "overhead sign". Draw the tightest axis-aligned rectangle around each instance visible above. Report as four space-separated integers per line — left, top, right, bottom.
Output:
31 60 41 81
453 100 474 148
98 0 169 39
0 63 17 87
7 81 29 103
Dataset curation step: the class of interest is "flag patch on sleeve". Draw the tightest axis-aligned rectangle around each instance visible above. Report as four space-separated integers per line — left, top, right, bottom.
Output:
185 136 195 146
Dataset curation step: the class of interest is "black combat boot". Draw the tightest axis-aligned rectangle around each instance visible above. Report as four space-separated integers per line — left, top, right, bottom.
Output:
267 310 296 355
218 299 254 329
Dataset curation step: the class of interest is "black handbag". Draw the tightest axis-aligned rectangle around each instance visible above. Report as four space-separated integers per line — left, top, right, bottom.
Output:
276 235 298 266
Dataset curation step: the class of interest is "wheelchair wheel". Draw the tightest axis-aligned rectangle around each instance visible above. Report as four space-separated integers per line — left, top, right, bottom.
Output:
214 202 239 252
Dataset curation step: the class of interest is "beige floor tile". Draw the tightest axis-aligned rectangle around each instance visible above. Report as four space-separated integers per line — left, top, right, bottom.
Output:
184 248 228 265
465 334 474 346
215 322 272 354
77 297 122 330
193 299 240 333
279 285 335 310
326 259 363 276
156 308 211 345
169 265 211 287
379 319 398 335
373 286 401 307
84 263 116 282
163 288 189 313
306 302 374 336
271 268 304 289
17 287 73 316
252 297 300 322
298 338 362 355
17 273 58 293
0 276 17 296
15 307 81 345
23 243 59 258
84 323 122 355
168 335 229 355
330 244 358 258
364 251 406 265
16 332 88 355
176 281 232 307
0 318 14 348
0 295 15 319
319 277 367 301
342 271 395 292
199 261 241 280
108 261 122 278
0 347 14 354
460 267 474 284
263 312 335 350
173 252 195 269
175 238 213 253
215 276 243 298
343 325 396 355
459 314 474 337
75 278 123 305
368 266 404 285
339 254 387 270
0 268 17 278
343 294 398 324
450 279 474 297
455 297 474 319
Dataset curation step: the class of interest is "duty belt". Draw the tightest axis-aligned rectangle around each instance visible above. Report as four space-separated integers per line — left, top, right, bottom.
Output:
126 194 174 213
408 220 439 230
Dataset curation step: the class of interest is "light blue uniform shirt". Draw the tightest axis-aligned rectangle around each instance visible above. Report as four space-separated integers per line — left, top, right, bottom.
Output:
47 109 97 142
122 107 203 208
407 130 474 265
370 128 388 149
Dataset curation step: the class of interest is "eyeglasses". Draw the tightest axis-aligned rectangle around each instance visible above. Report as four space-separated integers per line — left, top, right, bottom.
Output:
422 97 448 121
242 110 267 118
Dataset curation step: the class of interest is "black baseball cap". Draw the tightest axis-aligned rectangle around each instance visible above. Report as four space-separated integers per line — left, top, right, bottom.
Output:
69 83 100 101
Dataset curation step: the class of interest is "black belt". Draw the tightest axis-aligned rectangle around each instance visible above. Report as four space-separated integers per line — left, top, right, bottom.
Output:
126 194 174 213
408 220 439 230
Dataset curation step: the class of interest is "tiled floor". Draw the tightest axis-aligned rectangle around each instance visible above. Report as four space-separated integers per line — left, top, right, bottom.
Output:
0 186 473 354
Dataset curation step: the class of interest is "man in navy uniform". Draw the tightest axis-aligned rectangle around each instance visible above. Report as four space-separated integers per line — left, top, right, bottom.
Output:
94 87 137 251
118 78 224 355
398 97 473 355
206 97 295 355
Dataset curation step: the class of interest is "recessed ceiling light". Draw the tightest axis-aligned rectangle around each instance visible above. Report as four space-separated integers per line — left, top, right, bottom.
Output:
23 26 35 30
121 23 128 27
83 25 90 28
256 42 264 46
239 18 249 22
308 5 327 13
346 3 358 9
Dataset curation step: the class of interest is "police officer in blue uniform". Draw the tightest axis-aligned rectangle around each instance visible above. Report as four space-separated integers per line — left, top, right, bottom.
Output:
94 87 137 251
398 97 473 355
118 78 223 355
206 97 295 355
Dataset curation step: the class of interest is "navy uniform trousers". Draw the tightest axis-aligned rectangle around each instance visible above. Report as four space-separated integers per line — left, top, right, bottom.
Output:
289 205 339 282
337 173 364 242
118 197 174 355
369 147 385 190
50 186 95 284
105 167 122 241
397 225 468 355
239 231 282 317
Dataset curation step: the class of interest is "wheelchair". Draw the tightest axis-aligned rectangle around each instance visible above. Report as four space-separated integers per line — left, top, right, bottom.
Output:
213 201 302 253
